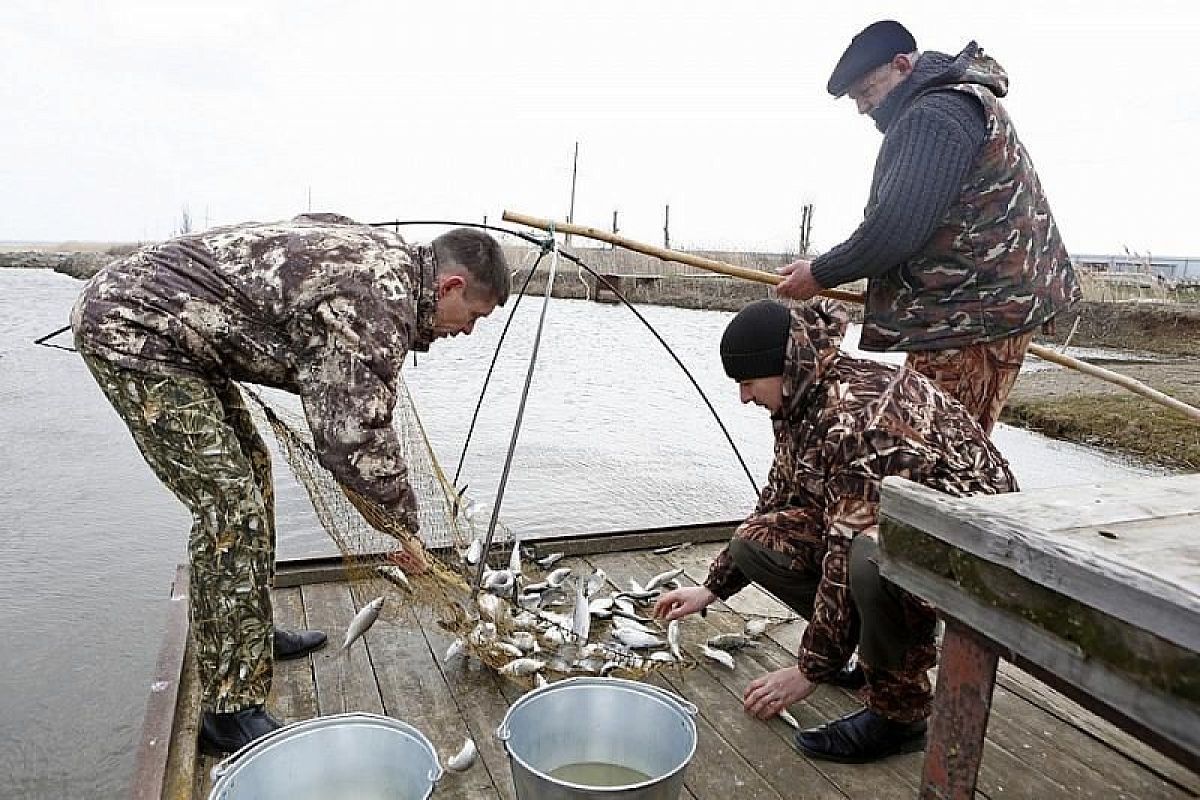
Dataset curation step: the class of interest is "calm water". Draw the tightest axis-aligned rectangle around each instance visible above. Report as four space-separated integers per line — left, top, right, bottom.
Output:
0 268 1164 798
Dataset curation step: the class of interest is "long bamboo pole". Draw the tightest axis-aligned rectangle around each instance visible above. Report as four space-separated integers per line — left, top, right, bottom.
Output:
503 210 1200 424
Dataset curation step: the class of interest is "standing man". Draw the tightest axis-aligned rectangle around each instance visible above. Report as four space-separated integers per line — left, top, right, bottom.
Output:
71 213 509 754
776 20 1080 432
655 299 1016 762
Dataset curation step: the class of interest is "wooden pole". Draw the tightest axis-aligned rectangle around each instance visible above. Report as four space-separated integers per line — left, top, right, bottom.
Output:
663 204 671 249
566 142 579 247
501 209 1200 424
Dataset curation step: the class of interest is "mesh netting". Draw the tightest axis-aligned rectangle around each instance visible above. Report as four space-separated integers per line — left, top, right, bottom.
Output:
243 375 693 688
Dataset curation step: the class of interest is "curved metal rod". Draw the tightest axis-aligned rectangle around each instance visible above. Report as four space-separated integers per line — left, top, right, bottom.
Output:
370 219 759 495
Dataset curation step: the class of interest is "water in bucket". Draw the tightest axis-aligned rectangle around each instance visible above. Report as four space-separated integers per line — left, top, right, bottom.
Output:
549 762 653 787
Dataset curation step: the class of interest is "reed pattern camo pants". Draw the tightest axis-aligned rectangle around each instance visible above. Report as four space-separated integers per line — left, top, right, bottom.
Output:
730 535 936 723
78 349 275 713
905 330 1036 434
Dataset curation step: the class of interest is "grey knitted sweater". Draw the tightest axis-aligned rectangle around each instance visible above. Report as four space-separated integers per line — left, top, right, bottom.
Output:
811 50 988 289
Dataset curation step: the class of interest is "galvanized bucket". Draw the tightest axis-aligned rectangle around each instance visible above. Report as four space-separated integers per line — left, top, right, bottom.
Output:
497 677 698 800
208 712 443 800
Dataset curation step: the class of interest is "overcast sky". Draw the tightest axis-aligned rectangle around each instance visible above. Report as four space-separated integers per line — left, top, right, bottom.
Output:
3 1 1197 256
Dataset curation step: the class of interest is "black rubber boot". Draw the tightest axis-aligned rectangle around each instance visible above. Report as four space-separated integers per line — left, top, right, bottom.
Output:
198 706 282 755
273 628 328 660
794 707 927 763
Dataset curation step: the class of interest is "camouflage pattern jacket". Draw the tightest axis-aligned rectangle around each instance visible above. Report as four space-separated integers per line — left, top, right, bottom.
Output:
860 43 1080 352
70 213 436 521
703 301 1017 681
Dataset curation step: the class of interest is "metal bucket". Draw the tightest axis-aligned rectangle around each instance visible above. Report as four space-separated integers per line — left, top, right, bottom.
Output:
497 677 698 800
208 712 443 800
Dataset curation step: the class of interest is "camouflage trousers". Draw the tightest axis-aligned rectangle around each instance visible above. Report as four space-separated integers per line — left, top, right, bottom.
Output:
78 349 276 713
905 329 1036 434
730 534 936 723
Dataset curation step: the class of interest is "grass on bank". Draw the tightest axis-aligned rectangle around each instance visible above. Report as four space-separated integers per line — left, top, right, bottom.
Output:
1002 390 1200 472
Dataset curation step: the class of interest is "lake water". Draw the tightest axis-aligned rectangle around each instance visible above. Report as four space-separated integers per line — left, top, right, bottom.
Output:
0 268 1165 798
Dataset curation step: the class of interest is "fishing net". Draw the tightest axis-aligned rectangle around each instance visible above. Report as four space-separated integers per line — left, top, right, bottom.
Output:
240 241 696 687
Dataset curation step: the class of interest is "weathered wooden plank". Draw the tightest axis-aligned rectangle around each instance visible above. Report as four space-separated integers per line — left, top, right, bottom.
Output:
133 565 191 800
370 605 504 800
302 581 385 716
883 553 1200 771
526 520 737 557
267 586 319 725
879 477 1200 651
163 637 202 800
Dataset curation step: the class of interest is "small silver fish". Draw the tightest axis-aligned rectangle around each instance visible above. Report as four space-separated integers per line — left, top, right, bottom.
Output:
465 537 484 566
652 541 691 555
743 617 770 638
499 658 546 677
494 641 525 659
649 650 675 663
476 593 511 625
778 709 801 730
571 576 591 642
706 633 759 652
508 631 539 653
584 569 607 597
613 616 659 636
342 596 386 650
644 568 684 592
612 628 665 649
523 581 550 593
468 621 497 646
700 644 736 670
534 673 549 688
546 567 572 588
443 638 466 663
445 738 477 772
376 565 413 592
667 620 682 660
536 552 565 568
484 569 515 593
509 539 523 575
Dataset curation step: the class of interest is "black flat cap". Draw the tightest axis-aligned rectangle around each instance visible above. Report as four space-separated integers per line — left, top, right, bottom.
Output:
827 20 916 97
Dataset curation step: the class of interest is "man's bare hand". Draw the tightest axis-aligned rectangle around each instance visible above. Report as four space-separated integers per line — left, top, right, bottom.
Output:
653 586 717 622
743 666 817 720
775 259 822 301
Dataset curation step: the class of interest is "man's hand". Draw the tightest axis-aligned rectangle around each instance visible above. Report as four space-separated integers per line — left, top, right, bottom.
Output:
743 666 817 720
775 259 822 301
653 586 717 622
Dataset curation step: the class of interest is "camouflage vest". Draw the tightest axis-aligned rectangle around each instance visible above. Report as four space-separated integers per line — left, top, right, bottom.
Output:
859 83 1080 352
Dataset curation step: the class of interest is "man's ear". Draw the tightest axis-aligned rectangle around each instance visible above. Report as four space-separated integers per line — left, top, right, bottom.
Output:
437 274 467 298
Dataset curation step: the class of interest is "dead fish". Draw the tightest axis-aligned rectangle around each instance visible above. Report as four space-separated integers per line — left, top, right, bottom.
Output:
468 621 497 646
667 620 682 660
705 633 759 652
541 626 567 647
342 596 385 651
523 581 550 594
494 641 525 659
778 709 801 730
534 673 549 688
536 552 565 568
613 616 659 636
649 650 675 663
465 537 484 566
445 738 477 772
589 597 614 618
612 627 665 649
599 660 622 676
652 541 691 555
509 539 523 575
570 576 591 642
584 569 607 597
443 638 466 662
546 567 572 588
743 617 770 638
376 564 413 592
508 631 540 653
700 644 736 670
500 658 545 677
644 567 684 592
627 578 647 594
484 569 515 594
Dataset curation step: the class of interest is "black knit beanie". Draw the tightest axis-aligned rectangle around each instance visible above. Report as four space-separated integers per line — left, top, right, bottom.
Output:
720 300 791 381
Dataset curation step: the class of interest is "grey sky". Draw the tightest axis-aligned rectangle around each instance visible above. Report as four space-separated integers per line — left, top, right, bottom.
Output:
3 0 1197 256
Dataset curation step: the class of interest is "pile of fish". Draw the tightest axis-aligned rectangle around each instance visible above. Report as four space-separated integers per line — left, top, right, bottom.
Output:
440 538 774 684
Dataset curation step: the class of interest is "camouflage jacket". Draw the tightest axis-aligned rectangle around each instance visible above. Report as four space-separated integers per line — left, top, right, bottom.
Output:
859 43 1080 352
703 300 1017 681
70 213 437 520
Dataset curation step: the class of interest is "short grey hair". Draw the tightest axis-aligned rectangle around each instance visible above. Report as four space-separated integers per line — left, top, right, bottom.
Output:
432 228 510 306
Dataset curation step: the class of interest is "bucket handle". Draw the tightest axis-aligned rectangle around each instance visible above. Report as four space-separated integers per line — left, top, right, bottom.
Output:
210 721 298 783
495 678 699 743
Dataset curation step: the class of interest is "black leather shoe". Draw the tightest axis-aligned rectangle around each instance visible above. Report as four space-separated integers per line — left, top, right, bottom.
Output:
794 707 927 763
273 628 327 660
827 662 866 691
199 706 282 755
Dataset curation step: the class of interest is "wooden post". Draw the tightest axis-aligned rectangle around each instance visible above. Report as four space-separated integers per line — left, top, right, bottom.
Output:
920 618 1000 799
663 203 670 249
611 210 619 250
566 141 579 247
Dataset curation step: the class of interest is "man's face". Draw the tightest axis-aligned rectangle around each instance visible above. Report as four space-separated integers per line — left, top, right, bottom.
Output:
738 376 785 414
432 274 497 339
846 56 910 115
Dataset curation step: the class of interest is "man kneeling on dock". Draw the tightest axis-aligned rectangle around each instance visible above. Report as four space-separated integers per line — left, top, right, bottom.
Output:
71 214 509 754
655 299 1016 763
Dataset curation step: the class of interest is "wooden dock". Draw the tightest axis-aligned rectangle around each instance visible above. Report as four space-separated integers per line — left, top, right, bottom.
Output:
138 533 1199 799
